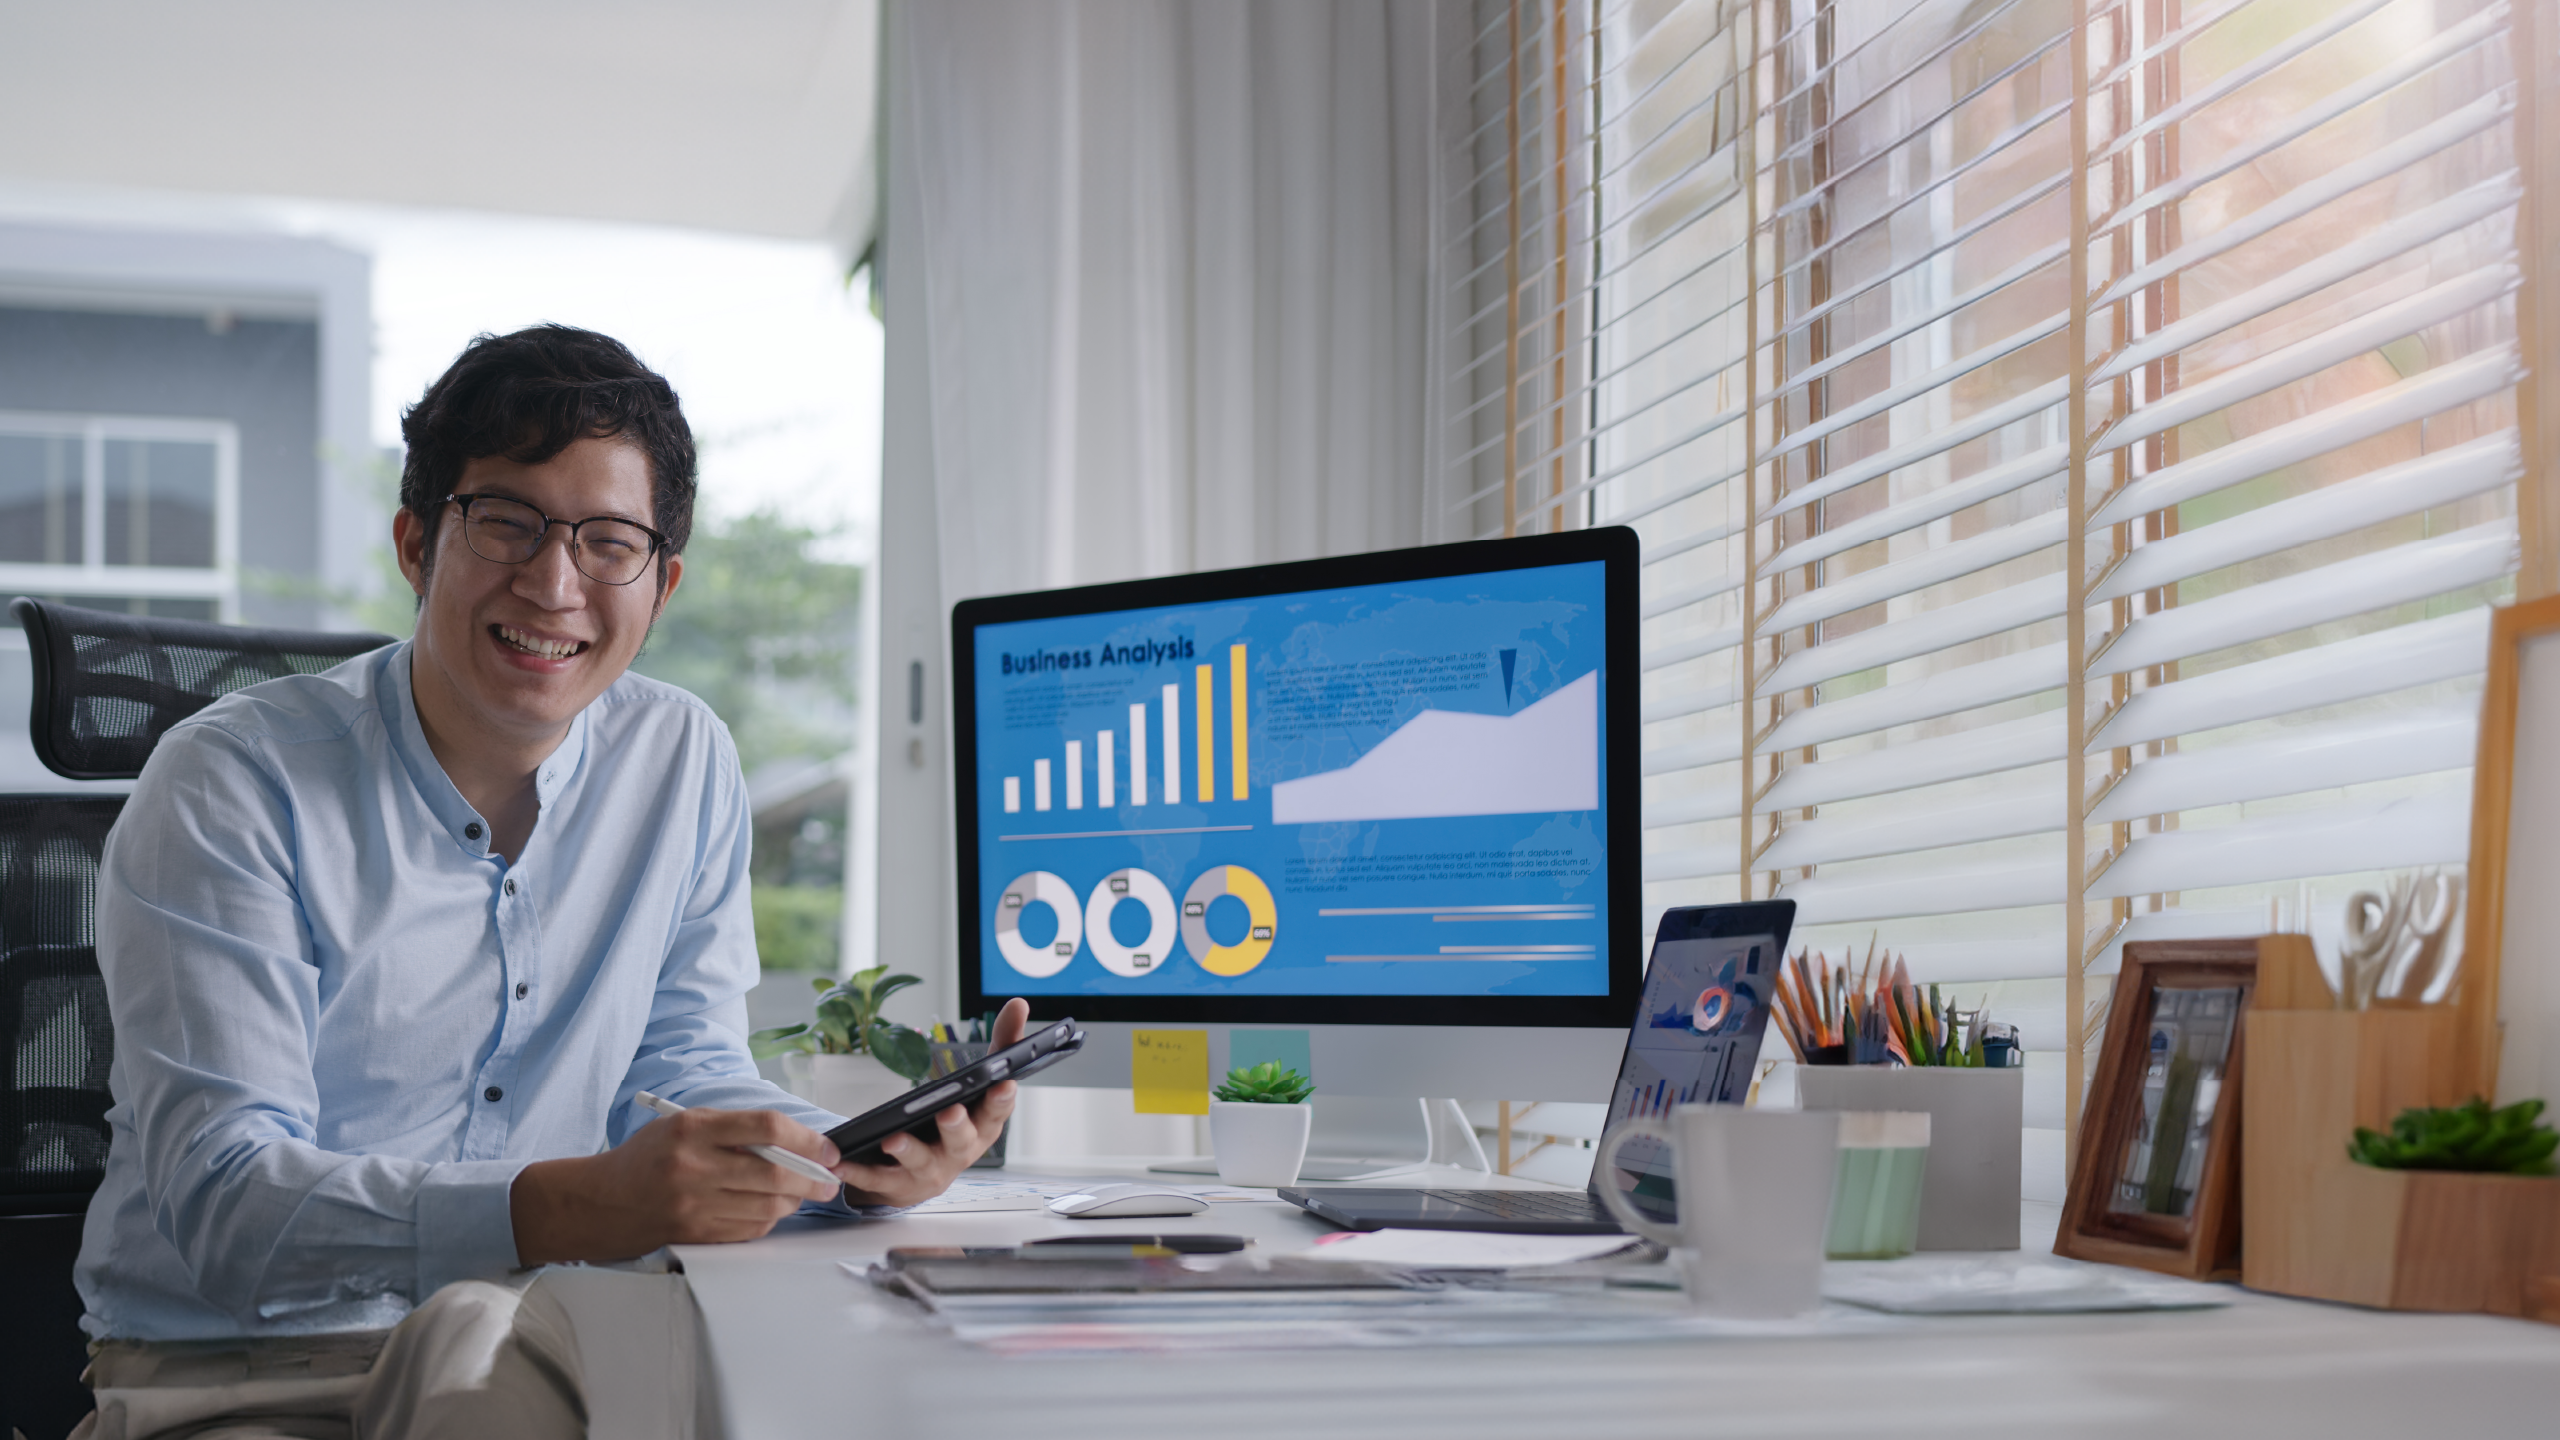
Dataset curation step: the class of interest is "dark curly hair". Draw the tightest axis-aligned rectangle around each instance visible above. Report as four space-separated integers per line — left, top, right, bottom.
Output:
398 324 696 584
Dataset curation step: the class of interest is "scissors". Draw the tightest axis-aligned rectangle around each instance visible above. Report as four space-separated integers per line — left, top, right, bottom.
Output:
2340 871 2458 1009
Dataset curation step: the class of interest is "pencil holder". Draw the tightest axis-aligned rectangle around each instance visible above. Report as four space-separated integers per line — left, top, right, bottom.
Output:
1798 1066 2023 1251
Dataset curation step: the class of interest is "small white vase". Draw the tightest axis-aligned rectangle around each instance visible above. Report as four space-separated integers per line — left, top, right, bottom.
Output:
1208 1100 1313 1187
783 1052 911 1121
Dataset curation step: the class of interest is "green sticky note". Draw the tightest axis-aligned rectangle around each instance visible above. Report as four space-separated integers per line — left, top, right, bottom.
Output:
1227 1029 1313 1084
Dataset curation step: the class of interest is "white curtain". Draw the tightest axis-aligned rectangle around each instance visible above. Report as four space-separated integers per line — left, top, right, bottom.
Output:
895 0 1437 604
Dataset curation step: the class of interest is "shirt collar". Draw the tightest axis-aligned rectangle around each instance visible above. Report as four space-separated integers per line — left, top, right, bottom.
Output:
383 640 594 859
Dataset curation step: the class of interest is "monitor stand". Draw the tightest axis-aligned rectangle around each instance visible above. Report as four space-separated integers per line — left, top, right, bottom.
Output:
1149 1095 1490 1180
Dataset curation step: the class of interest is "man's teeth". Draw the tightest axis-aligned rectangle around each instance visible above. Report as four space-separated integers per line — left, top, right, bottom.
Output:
496 625 586 659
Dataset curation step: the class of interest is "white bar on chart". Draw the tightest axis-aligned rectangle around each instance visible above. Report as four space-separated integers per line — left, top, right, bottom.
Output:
1033 758 1051 811
1162 684 1181 804
1098 730 1116 806
1003 776 1021 813
1129 704 1149 805
1065 740 1083 809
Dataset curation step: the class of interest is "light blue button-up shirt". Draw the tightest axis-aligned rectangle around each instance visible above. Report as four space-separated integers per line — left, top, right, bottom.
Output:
77 641 851 1341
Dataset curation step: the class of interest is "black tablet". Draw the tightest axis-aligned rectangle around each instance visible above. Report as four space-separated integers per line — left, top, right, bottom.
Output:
821 1017 1087 1166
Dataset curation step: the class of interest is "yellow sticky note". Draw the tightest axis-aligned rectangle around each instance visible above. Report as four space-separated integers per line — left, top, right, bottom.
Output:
1131 1029 1210 1115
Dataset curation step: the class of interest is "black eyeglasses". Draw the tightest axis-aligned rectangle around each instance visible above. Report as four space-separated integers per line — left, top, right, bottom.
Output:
444 493 669 587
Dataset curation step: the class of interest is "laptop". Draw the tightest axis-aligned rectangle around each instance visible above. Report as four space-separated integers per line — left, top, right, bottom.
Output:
1280 899 1796 1234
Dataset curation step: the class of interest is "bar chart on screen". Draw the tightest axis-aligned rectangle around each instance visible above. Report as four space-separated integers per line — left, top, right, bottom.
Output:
1002 642 1252 815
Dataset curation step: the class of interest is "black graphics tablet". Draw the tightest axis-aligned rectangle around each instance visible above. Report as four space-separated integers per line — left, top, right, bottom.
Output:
821 1017 1086 1166
1280 901 1793 1233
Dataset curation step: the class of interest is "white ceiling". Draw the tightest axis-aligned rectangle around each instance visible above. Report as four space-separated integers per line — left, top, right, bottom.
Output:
0 0 880 249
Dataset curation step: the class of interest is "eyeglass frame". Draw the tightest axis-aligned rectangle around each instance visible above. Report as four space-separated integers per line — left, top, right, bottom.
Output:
440 492 673 587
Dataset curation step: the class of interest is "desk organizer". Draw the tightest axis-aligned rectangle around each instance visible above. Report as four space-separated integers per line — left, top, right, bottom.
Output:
1798 1065 2023 1251
2241 937 2560 1319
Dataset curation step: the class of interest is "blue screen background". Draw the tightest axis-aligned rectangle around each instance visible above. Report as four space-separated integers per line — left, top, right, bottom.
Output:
969 561 1610 998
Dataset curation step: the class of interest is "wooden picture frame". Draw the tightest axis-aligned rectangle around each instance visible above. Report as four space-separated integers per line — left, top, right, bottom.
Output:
2459 592 2560 1109
2057 939 2259 1280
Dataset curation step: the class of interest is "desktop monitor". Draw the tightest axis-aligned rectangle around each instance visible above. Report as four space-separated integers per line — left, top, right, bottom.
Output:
951 527 1640 1109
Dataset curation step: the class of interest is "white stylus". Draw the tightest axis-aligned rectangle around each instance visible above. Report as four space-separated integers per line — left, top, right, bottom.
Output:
633 1090 843 1187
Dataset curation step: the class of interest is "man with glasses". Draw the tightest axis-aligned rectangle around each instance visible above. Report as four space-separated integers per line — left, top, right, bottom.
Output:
71 326 1025 1439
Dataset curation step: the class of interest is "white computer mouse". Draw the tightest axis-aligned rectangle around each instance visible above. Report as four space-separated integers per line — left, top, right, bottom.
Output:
1046 1183 1212 1218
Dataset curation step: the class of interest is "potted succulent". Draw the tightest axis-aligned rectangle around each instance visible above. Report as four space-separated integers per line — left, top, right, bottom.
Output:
751 966 935 1120
1207 1061 1315 1187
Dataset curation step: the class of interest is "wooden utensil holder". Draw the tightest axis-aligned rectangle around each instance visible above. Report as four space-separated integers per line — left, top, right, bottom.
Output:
2241 937 2560 1317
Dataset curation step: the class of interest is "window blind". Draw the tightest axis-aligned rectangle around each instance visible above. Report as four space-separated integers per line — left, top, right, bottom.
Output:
1434 0 2552 1175
1433 0 1760 943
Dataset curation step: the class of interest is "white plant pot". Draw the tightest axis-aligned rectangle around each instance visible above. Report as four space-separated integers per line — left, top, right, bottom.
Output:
1796 1065 2024 1251
1208 1100 1313 1187
784 1052 911 1122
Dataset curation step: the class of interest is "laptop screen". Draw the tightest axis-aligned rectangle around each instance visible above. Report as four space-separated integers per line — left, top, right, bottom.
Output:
1588 906 1790 1224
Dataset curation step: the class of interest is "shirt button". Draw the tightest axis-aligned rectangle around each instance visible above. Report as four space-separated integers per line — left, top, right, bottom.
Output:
515 982 529 999
504 878 517 896
485 1086 504 1102
465 822 483 841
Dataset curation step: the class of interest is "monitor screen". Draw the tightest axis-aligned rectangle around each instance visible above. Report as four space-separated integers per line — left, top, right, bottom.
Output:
952 529 1640 1028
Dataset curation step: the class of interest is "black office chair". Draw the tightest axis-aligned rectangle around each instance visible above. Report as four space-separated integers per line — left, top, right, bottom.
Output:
1 600 394 1440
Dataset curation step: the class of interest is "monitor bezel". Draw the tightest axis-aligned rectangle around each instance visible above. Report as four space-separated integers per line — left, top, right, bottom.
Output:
951 527 1643 1028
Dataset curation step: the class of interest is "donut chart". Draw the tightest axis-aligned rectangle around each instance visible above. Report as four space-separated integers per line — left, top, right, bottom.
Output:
1084 868 1179 977
1694 985 1730 1033
993 871 1082 978
1181 865 1277 977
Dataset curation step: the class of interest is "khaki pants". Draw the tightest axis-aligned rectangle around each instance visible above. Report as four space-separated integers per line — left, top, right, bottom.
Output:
72 1274 584 1440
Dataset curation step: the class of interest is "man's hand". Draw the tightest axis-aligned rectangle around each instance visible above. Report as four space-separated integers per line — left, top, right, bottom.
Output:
833 997 1031 1207
512 1107 843 1266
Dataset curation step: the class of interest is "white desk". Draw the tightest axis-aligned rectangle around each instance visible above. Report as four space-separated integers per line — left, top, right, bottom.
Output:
666 1159 2560 1439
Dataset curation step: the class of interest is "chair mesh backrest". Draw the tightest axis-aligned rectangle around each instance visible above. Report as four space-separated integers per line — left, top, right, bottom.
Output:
15 599 396 782
1 797 121 1200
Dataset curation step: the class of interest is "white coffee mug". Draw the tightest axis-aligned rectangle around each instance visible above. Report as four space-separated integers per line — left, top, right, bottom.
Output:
1595 1105 1841 1317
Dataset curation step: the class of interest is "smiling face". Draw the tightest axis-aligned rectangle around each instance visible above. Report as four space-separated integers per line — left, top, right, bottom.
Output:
395 435 683 755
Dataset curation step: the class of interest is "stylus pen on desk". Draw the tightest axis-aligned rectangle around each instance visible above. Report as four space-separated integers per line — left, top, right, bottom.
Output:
632 1090 842 1187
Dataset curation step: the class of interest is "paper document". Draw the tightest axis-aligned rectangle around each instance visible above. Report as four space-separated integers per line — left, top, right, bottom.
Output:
1821 1252 2234 1314
907 1176 1259 1214
1301 1228 1641 1270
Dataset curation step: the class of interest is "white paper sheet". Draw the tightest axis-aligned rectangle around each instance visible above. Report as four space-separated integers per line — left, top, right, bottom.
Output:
906 1177 1262 1213
1821 1251 2234 1313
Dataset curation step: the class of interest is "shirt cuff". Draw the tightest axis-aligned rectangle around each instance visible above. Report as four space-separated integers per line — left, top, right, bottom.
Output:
417 1159 537 1293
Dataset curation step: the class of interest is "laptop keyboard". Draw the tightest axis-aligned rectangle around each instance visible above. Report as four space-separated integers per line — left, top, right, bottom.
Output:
1414 1188 1605 1221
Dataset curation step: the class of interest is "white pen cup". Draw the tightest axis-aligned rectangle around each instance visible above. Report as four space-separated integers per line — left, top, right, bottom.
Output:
1595 1106 1840 1317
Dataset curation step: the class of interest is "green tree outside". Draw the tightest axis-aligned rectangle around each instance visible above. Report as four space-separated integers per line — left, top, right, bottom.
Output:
633 510 863 971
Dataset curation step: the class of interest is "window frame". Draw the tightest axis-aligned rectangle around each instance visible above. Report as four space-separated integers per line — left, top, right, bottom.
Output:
0 409 242 621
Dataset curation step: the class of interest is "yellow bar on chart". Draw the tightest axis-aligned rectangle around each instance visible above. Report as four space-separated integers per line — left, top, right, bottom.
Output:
1130 1029 1209 1114
1197 663 1215 806
1230 643 1249 800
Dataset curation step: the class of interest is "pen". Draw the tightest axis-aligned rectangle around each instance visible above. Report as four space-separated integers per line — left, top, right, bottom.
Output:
632 1090 842 1187
1025 1234 1249 1254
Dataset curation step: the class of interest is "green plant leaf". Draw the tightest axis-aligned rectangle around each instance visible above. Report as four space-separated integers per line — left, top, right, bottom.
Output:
748 1023 816 1059
1213 1061 1314 1104
869 972 925 1006
866 1021 934 1083
813 995 861 1054
2349 1097 2560 1173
